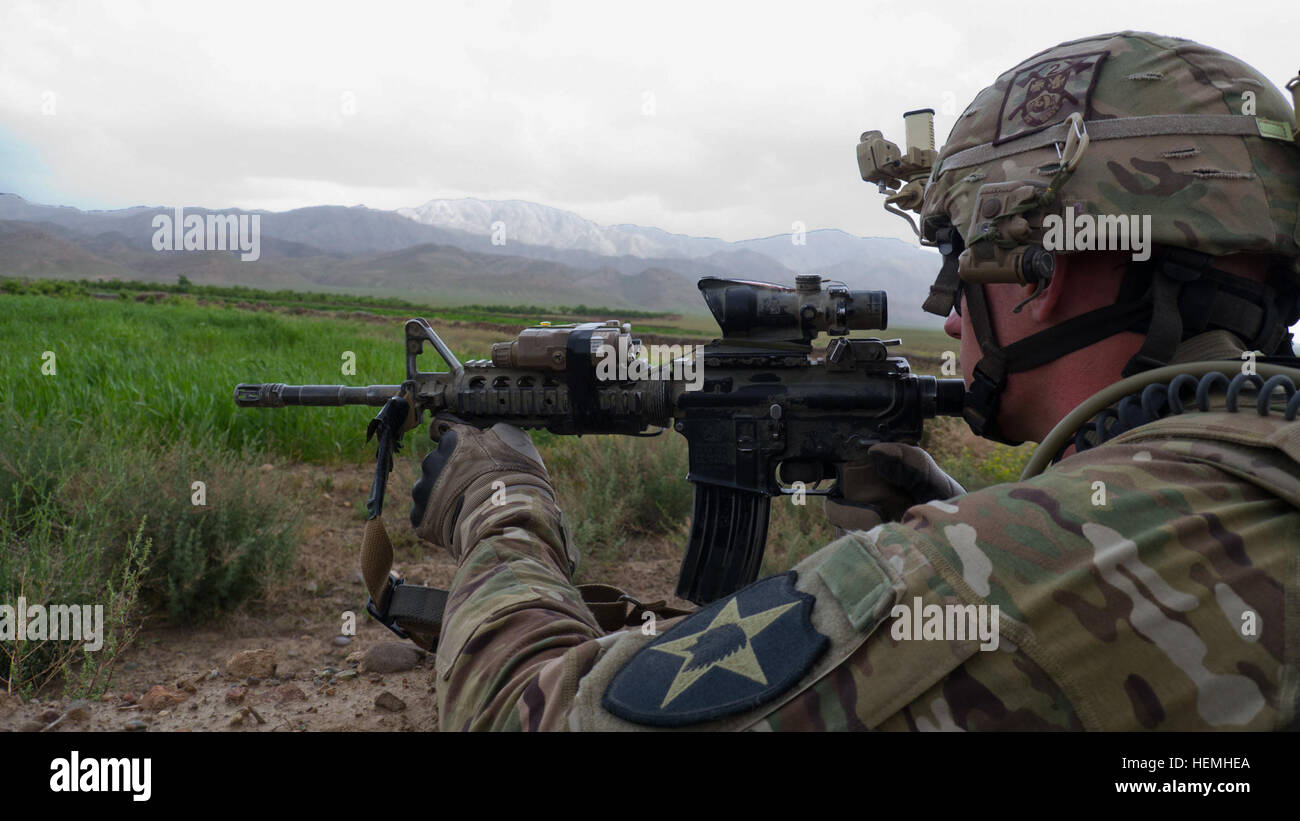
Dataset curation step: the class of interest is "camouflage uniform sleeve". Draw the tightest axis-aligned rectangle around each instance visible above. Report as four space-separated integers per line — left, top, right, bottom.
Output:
764 433 1299 730
434 485 603 731
436 417 1298 731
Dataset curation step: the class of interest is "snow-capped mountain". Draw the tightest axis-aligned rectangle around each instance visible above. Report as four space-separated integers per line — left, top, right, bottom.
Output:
398 198 731 259
394 197 943 325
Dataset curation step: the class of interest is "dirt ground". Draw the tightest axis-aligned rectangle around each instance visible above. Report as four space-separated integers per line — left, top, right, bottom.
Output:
0 463 690 733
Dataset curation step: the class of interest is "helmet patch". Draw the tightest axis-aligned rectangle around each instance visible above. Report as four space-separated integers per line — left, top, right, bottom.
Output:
996 51 1108 144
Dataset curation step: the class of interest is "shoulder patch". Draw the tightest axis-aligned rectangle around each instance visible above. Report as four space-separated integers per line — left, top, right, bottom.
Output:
996 51 1107 144
601 572 828 726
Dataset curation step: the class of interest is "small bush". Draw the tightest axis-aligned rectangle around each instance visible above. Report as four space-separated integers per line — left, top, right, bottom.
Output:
0 415 302 627
1 502 152 698
541 432 692 562
130 444 302 621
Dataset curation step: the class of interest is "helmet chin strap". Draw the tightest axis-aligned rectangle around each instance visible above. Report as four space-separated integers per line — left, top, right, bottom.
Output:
954 248 1292 447
961 280 1148 445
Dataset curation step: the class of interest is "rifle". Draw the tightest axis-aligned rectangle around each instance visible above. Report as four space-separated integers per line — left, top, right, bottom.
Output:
235 275 965 617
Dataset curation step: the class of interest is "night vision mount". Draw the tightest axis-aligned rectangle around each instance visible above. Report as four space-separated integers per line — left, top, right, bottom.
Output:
857 108 937 240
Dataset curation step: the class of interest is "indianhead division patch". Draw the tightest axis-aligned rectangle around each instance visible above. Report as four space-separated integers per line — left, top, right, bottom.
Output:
996 51 1107 144
601 572 828 727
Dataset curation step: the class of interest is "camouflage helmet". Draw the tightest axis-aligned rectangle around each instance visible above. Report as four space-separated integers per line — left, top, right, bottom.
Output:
920 30 1300 279
907 32 1300 445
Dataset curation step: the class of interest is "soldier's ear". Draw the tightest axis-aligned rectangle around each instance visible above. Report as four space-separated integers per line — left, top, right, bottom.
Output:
1029 253 1070 325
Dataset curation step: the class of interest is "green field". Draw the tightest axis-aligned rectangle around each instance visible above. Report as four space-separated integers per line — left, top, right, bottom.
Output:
3 291 425 461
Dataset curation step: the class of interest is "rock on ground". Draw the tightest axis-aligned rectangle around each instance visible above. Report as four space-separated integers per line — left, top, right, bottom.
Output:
359 642 424 674
226 648 277 679
63 700 92 723
274 683 307 703
141 686 188 711
375 691 406 712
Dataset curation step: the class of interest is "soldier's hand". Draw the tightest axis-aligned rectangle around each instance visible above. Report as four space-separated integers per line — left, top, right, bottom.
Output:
410 416 554 559
824 443 965 532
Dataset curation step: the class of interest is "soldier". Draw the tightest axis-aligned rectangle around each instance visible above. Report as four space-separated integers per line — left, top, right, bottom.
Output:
410 31 1300 730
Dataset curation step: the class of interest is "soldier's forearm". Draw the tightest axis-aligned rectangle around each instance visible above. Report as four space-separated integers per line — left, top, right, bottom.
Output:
435 486 601 731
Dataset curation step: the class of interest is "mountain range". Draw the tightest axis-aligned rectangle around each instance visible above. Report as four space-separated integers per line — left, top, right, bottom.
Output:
0 194 944 326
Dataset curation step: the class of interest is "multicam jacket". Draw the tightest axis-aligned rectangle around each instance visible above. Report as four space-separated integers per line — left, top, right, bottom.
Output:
433 406 1300 731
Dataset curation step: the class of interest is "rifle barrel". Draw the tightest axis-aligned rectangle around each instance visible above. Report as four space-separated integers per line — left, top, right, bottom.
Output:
234 383 403 408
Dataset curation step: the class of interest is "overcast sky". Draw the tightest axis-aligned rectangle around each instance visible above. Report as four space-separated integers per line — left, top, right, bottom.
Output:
1 0 1295 243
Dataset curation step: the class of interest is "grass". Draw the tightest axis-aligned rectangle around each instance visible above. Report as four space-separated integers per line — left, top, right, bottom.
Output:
0 415 302 695
541 434 693 564
921 416 1034 490
1 515 151 700
0 419 305 614
887 325 958 360
1 276 697 334
0 292 434 462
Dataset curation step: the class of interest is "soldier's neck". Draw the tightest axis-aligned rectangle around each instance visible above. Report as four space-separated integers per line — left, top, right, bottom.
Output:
1003 331 1148 444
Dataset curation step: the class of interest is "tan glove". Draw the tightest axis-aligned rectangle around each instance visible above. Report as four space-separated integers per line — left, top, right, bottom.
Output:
410 416 556 560
824 442 965 533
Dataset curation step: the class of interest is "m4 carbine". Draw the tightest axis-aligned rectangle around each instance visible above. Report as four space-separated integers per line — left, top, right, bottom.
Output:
236 275 965 606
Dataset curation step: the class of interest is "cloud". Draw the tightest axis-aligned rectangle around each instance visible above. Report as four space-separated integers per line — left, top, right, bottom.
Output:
0 0 1294 244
